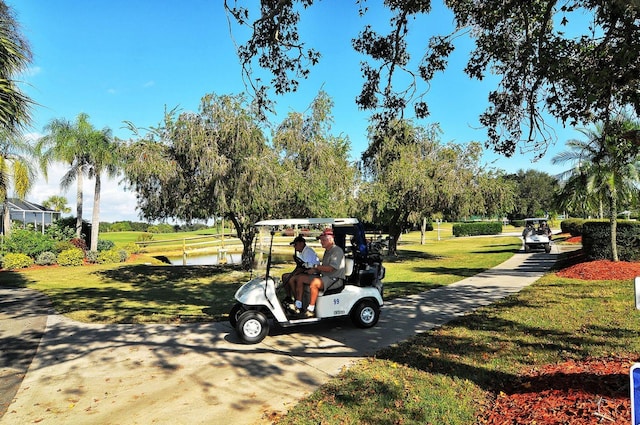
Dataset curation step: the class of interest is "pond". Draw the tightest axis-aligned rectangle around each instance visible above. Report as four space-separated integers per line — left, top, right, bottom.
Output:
167 252 294 266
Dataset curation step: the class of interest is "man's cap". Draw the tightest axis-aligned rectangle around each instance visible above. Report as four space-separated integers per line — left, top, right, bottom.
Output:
289 235 306 245
317 228 334 239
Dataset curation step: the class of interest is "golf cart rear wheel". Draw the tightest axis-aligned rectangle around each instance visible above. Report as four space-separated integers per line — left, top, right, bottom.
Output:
229 303 245 328
545 244 551 253
351 300 380 328
236 310 269 344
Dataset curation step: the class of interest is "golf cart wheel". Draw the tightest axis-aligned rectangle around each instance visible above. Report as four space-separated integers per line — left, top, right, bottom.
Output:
524 244 531 253
351 300 380 328
236 310 269 344
545 243 551 253
228 303 245 328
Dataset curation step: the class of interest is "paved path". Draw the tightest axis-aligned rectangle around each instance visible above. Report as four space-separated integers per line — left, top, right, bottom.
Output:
0 245 564 425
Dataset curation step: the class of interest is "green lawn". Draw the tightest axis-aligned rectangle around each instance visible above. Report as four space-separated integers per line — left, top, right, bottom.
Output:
0 231 521 324
276 253 640 424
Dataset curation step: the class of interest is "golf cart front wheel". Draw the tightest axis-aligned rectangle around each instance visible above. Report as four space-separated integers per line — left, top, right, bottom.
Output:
351 300 380 328
236 310 269 344
229 303 245 328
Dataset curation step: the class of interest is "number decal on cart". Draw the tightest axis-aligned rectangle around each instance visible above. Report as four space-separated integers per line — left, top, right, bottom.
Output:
333 298 340 305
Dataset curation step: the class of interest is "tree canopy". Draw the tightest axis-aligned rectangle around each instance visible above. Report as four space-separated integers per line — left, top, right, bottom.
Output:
225 0 640 158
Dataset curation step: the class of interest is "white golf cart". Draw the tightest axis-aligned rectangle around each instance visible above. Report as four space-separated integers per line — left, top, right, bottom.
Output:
522 217 552 253
229 218 386 344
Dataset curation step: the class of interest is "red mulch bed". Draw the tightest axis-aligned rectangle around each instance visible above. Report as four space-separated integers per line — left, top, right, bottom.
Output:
479 356 633 424
478 259 638 424
557 259 640 281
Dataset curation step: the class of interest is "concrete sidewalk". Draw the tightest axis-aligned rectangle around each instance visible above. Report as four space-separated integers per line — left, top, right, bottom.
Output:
0 247 563 425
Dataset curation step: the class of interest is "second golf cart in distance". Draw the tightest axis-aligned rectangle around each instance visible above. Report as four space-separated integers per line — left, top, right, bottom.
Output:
230 218 386 344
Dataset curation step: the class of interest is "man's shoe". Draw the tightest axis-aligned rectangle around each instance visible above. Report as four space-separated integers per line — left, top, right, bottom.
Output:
303 309 315 318
287 303 300 314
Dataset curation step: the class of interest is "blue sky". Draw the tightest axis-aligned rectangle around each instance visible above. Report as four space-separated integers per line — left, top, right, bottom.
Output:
9 0 576 222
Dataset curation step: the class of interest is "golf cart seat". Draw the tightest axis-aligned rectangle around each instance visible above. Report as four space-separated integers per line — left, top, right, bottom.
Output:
344 257 354 278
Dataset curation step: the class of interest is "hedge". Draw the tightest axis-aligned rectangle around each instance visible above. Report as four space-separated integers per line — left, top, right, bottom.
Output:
582 220 640 261
452 221 503 237
560 218 586 236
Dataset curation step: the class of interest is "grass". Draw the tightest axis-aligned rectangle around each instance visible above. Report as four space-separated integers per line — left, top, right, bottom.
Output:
0 231 520 324
275 251 640 425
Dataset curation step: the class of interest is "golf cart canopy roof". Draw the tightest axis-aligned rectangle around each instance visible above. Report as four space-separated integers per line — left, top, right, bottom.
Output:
255 218 359 227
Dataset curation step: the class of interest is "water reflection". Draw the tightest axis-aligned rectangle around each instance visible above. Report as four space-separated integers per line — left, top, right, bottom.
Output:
168 252 292 266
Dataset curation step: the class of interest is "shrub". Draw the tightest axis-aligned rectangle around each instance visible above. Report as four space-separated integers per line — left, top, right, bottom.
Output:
70 238 88 252
452 221 503 237
85 250 99 264
3 253 34 270
54 240 76 254
511 219 525 228
97 249 116 264
57 248 85 266
136 233 153 242
4 229 56 258
582 220 640 261
560 218 585 236
35 251 57 266
96 239 115 252
45 220 76 241
118 249 130 262
97 249 122 264
122 242 142 254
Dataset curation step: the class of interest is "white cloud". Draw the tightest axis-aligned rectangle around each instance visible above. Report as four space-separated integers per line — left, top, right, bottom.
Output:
143 80 155 88
30 163 141 223
23 66 42 77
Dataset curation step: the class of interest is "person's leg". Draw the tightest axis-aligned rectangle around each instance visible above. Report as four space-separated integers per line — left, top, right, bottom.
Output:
291 274 312 311
282 272 292 299
306 277 324 314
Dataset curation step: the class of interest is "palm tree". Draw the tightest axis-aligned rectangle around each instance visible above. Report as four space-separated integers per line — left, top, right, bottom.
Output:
552 115 640 261
0 2 33 133
85 130 119 251
42 195 71 214
37 113 114 242
0 130 36 235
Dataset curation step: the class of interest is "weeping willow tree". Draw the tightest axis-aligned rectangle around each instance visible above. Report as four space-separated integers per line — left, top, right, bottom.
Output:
121 93 284 269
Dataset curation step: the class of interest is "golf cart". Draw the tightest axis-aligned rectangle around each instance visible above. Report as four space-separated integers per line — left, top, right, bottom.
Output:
522 217 552 253
229 218 386 344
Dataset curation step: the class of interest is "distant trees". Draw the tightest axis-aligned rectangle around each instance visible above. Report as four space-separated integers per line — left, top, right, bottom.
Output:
505 170 560 219
358 119 514 254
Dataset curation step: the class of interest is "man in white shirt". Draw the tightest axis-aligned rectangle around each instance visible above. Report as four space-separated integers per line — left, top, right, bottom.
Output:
282 235 319 303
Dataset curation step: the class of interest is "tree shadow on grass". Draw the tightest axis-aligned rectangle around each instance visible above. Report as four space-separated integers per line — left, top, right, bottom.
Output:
41 264 252 323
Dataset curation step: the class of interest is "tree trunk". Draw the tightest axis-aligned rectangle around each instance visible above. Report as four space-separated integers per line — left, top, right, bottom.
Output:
609 187 618 261
76 168 84 239
228 212 256 270
420 217 426 245
90 173 101 252
387 216 406 256
3 202 11 237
